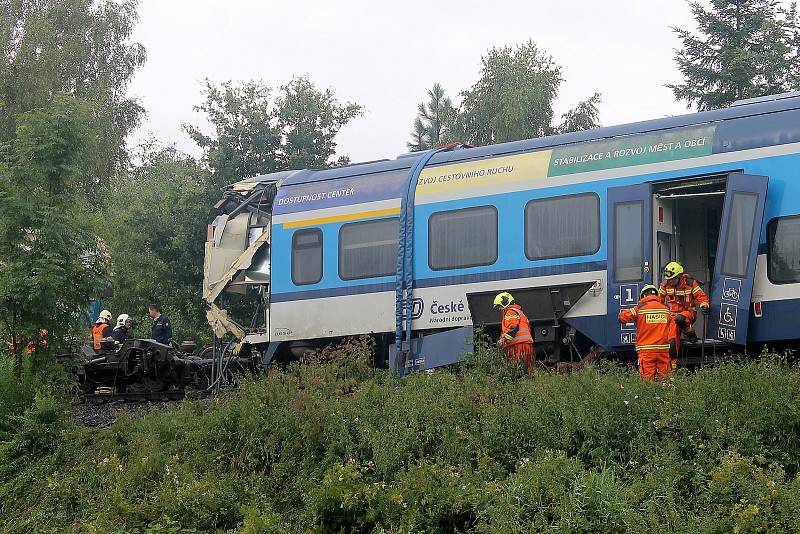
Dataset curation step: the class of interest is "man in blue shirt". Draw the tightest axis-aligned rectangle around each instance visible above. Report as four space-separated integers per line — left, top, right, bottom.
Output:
148 303 173 345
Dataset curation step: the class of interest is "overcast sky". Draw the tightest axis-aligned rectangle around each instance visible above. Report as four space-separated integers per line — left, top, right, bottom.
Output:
127 0 705 164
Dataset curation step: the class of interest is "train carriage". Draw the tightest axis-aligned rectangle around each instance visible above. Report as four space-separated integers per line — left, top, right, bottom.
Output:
204 91 800 372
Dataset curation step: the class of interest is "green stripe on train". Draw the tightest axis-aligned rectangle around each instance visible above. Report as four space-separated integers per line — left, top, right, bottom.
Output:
548 125 716 177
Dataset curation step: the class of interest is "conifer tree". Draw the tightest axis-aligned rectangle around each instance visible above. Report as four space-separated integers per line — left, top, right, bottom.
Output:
668 0 800 110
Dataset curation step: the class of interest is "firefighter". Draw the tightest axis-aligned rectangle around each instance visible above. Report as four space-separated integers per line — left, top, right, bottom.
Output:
148 303 173 345
493 292 535 374
619 284 678 382
91 310 113 350
659 261 710 349
10 329 48 355
112 314 132 344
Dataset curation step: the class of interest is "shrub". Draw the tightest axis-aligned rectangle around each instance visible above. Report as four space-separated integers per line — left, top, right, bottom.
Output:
1 351 800 533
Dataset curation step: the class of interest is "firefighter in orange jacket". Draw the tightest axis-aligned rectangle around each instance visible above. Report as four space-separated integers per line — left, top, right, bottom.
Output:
91 309 113 350
493 292 535 374
659 261 710 341
618 284 678 382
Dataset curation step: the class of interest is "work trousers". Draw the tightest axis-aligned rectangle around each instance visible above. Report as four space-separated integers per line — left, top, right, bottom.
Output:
637 350 672 382
504 343 535 375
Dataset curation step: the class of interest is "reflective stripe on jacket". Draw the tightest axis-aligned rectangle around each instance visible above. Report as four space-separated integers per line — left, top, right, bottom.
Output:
658 274 709 314
501 304 534 346
618 295 675 352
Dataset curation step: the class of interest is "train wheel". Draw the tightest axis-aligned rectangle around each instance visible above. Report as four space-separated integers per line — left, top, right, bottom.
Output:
126 378 168 393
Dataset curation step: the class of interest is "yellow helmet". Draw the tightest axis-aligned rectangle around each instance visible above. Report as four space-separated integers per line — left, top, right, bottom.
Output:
493 292 514 308
663 261 684 280
640 284 659 298
99 309 112 321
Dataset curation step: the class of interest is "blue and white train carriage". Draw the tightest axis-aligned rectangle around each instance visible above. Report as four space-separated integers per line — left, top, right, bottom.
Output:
205 92 800 372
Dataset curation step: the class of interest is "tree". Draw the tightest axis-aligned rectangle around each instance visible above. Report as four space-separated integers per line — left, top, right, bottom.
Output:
409 40 603 149
0 96 108 372
277 76 364 170
668 0 800 110
459 40 564 145
558 92 602 134
103 144 212 343
407 83 457 151
186 76 363 188
0 0 146 189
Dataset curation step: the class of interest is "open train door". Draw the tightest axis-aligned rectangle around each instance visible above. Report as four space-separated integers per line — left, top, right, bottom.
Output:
606 183 653 350
707 173 768 344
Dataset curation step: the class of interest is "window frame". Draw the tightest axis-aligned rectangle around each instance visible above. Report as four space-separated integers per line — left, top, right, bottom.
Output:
720 191 759 279
613 200 644 283
427 205 498 271
766 214 800 285
291 227 323 286
338 217 399 281
523 192 601 261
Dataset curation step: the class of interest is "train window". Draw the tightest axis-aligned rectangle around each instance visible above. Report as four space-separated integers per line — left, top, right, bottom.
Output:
339 218 399 280
291 228 323 285
721 192 758 278
428 206 497 270
613 201 643 282
767 215 800 284
525 193 600 260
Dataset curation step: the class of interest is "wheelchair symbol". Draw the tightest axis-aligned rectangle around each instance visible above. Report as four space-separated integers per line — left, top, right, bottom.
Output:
719 303 737 327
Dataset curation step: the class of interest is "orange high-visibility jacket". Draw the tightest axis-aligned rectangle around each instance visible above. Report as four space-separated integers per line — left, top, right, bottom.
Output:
501 304 534 346
91 323 111 350
659 274 709 315
618 295 676 352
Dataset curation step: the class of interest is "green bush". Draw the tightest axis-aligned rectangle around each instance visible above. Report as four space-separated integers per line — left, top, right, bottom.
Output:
2 344 800 533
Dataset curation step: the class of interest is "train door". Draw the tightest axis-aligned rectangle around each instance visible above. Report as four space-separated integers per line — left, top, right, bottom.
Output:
707 173 768 344
606 183 652 350
652 176 726 340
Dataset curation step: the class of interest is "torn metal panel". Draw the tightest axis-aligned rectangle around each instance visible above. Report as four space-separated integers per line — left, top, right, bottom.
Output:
206 304 246 354
206 225 271 304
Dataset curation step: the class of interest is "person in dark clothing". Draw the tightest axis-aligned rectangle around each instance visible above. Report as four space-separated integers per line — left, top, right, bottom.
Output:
148 303 173 345
112 314 132 344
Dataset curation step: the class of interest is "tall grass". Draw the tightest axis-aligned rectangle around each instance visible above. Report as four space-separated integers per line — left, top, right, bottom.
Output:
1 340 800 532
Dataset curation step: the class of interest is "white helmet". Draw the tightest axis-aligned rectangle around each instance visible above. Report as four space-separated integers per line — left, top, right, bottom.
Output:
116 313 130 328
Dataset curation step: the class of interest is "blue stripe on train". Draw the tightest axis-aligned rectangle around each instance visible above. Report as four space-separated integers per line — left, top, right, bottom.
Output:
271 260 606 302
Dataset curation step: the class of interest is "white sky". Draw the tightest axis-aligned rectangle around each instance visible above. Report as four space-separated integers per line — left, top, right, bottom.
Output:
127 0 703 164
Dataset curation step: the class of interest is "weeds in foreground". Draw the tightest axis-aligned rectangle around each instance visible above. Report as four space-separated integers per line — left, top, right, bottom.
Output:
1 342 800 532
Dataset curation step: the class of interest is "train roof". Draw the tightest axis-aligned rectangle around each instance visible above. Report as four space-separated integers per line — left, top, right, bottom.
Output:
244 91 800 188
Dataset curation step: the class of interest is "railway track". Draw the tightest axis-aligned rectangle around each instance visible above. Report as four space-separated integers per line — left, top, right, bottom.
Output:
80 389 196 404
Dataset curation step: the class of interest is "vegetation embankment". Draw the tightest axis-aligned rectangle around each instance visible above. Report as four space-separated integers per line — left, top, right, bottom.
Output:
1 341 800 533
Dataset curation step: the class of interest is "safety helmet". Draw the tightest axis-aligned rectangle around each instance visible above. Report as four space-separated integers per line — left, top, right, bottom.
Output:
640 284 659 298
99 309 112 321
493 292 514 308
663 261 684 280
116 314 130 328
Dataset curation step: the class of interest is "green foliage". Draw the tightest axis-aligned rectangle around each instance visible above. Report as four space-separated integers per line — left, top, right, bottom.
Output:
407 83 458 151
408 41 603 149
459 40 565 145
668 0 800 110
0 0 146 186
103 144 211 343
185 76 363 188
0 96 109 356
3 350 800 532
